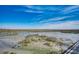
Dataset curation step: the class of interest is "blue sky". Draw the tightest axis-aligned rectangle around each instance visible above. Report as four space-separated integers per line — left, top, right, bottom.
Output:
0 5 79 29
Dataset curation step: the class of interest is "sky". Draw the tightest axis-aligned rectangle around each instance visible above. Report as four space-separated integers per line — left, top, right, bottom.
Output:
0 5 79 29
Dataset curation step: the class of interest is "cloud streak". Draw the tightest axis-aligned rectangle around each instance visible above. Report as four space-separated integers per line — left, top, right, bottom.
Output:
38 16 74 24
24 10 44 13
62 5 79 14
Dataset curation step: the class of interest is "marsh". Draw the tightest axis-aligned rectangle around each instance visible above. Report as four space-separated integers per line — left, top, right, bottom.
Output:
0 30 79 54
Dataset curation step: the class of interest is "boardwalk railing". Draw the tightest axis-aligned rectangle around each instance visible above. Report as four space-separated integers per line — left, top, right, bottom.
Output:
62 40 79 54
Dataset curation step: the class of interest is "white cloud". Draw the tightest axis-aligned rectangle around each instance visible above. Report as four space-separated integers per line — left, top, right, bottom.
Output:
26 5 62 11
62 5 79 14
0 23 32 29
67 21 79 25
36 21 79 29
0 21 79 29
39 16 73 23
15 6 44 13
25 10 44 13
26 5 42 10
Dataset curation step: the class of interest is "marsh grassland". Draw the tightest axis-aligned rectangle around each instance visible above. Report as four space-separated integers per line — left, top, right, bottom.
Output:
0 29 79 54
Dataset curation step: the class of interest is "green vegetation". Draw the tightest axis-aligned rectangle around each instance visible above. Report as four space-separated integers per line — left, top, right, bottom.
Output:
0 32 18 36
17 34 73 54
0 29 79 33
3 51 16 54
